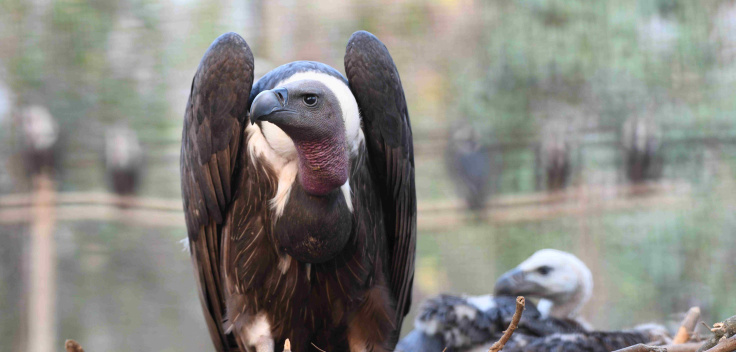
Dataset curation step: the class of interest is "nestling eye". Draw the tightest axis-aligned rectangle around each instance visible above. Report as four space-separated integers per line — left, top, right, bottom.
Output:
303 94 318 106
537 265 552 275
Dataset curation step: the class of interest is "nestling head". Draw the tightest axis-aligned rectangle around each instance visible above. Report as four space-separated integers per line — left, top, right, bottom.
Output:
494 249 593 319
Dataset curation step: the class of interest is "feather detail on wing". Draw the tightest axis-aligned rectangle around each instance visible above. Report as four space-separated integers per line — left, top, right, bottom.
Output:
344 31 417 339
180 32 254 352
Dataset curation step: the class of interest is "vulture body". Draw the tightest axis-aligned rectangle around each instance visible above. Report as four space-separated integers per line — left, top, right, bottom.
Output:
397 249 667 352
537 123 572 191
180 32 416 352
446 124 496 212
19 105 59 177
105 125 143 195
621 116 662 184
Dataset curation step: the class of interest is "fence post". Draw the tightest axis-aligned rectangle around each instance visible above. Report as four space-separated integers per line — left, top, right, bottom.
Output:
28 174 57 352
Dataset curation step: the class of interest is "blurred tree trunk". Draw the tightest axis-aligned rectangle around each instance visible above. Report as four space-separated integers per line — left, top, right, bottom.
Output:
27 174 57 352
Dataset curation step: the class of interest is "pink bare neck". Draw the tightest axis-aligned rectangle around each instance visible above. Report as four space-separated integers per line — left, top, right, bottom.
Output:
295 134 349 196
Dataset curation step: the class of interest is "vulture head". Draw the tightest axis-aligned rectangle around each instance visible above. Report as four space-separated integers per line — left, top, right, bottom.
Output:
446 123 495 212
494 249 593 320
250 78 353 197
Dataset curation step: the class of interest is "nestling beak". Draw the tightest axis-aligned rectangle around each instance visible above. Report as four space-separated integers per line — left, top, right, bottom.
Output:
250 87 289 125
494 267 543 296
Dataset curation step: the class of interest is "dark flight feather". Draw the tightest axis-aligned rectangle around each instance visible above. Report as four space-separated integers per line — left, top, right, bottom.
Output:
344 30 417 339
180 32 254 351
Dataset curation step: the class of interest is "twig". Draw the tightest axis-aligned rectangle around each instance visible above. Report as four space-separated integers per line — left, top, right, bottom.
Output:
311 342 327 352
613 344 668 352
488 296 525 352
671 343 709 352
697 315 736 352
613 342 703 352
703 336 736 352
65 339 85 352
674 307 702 344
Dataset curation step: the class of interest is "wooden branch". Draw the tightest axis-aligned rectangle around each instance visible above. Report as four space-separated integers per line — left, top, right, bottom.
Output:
669 344 708 352
28 175 56 352
703 336 736 352
613 344 668 352
418 193 689 231
0 192 182 211
698 315 736 352
613 343 705 352
415 181 691 213
0 205 184 227
65 339 84 352
488 296 525 352
0 181 692 229
673 307 702 344
611 307 709 352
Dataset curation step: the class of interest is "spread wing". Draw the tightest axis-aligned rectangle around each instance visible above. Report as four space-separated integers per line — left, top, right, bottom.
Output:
344 31 417 334
180 32 254 352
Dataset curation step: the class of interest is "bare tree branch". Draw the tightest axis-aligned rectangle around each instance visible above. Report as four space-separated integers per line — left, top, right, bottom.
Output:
613 344 668 352
674 307 701 344
613 342 703 352
698 315 736 352
703 336 736 352
488 296 525 352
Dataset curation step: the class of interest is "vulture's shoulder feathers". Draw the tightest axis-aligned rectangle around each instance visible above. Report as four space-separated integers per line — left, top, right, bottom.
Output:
180 32 254 351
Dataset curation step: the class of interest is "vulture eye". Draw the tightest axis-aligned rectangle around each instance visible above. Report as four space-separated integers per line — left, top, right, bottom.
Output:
537 266 553 275
303 94 318 106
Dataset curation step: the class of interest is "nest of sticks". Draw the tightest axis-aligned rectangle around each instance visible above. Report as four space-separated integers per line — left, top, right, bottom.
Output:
63 298 736 352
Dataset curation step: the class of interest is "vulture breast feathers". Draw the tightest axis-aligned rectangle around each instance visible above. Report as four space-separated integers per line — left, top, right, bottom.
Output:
180 31 416 352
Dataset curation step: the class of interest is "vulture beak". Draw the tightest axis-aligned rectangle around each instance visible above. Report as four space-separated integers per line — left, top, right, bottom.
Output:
250 87 289 125
494 268 543 296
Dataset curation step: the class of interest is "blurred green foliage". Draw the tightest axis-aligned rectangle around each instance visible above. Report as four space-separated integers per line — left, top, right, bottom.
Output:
1 0 170 147
453 0 734 137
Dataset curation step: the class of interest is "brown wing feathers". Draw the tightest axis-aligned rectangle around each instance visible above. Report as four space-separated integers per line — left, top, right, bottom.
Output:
181 32 254 352
344 31 417 332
